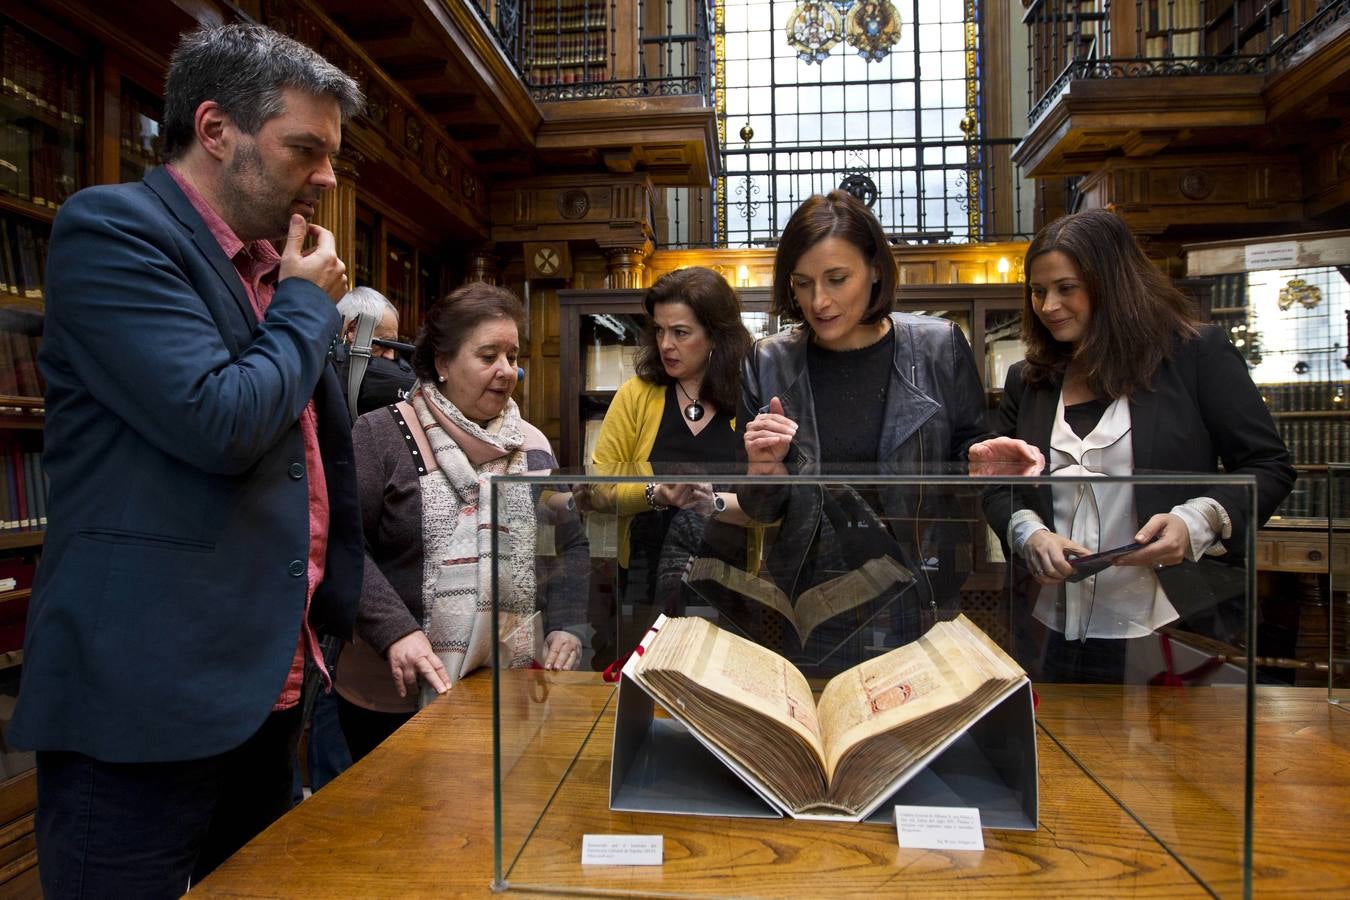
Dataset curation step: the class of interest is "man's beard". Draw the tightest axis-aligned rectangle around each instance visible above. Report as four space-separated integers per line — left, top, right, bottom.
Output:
221 140 293 241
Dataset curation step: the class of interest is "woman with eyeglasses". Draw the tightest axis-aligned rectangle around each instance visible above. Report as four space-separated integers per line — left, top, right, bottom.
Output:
971 209 1294 681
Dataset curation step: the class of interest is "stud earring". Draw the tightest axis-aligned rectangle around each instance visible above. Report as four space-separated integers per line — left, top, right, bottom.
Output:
438 375 446 382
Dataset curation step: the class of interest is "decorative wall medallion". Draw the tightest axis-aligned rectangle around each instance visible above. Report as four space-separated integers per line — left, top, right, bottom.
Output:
534 247 561 275
366 87 389 128
461 172 479 201
405 117 423 156
839 171 879 208
525 241 571 279
435 145 451 180
844 0 901 62
1178 169 1213 201
786 1 843 65
558 189 590 220
1278 278 1322 311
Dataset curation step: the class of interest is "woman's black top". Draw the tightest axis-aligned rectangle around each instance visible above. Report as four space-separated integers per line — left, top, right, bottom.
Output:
807 327 894 463
1064 396 1112 440
648 383 739 464
625 385 746 618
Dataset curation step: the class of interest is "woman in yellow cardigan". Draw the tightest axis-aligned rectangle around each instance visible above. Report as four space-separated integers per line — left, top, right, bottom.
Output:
575 267 753 662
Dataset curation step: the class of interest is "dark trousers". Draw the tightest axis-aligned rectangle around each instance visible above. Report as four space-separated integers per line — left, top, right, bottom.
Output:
336 694 413 763
35 705 301 900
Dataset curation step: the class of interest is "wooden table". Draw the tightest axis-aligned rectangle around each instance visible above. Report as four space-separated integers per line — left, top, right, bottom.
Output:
195 674 1350 898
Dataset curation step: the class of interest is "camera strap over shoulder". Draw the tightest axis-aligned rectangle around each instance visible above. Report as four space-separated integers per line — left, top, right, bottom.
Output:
388 400 439 475
346 311 379 422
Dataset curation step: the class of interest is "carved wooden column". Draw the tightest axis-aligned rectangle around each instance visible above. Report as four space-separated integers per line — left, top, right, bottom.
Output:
602 243 652 289
312 149 361 282
464 245 501 285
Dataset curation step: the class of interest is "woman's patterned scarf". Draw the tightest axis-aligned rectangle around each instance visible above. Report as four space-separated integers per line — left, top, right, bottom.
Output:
410 381 537 703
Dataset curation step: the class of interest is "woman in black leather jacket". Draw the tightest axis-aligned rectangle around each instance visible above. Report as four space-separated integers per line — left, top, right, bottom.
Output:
730 191 1016 673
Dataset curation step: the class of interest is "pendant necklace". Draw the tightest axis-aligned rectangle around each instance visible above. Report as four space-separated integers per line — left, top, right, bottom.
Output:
677 380 705 422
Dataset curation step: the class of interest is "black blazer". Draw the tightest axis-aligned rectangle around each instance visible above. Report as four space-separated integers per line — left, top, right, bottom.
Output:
984 325 1295 559
11 167 363 763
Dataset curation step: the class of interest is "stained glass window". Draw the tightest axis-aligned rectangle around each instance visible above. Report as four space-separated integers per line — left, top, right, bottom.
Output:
718 0 983 247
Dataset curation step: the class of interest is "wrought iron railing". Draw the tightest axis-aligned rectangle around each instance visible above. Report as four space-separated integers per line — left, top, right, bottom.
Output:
1025 0 1349 128
657 137 1037 250
464 0 716 103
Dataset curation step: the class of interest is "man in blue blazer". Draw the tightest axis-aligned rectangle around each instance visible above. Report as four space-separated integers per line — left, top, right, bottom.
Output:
11 24 365 896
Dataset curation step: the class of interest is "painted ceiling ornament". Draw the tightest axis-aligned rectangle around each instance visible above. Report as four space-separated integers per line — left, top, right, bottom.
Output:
845 0 902 63
829 0 857 11
786 1 843 65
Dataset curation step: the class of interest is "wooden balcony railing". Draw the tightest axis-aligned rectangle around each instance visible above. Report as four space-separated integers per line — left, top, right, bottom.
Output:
1024 0 1347 127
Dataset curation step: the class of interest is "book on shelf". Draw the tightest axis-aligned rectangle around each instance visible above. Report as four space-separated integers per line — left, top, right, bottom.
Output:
0 218 19 295
625 613 1028 820
10 330 42 397
9 440 27 530
682 553 913 648
0 443 11 530
20 450 34 530
0 332 18 396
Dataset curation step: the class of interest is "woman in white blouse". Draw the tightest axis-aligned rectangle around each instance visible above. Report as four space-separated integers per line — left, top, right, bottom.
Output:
972 209 1293 680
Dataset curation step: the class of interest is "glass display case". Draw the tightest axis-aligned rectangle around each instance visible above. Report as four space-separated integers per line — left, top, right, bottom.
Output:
488 466 1259 897
1330 464 1350 707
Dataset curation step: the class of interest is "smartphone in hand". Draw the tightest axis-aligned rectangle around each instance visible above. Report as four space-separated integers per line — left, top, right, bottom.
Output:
1064 541 1148 583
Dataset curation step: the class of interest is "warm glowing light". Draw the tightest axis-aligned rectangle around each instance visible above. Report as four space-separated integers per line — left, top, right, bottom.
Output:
996 257 1011 283
736 265 750 287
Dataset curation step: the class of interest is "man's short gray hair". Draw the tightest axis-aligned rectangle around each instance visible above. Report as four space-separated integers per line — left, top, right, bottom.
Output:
163 23 364 160
337 287 399 330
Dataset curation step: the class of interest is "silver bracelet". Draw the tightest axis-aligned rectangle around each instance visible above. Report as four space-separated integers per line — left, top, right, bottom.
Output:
645 482 668 510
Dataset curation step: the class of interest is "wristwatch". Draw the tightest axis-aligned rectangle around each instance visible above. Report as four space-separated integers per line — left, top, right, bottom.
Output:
712 493 727 514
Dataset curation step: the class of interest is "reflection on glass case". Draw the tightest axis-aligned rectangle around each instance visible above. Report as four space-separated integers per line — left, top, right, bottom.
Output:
487 467 1258 897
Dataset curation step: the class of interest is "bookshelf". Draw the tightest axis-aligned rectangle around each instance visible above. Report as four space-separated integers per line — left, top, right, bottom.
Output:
353 202 451 341
0 13 78 859
0 20 86 212
117 77 163 184
527 0 610 87
1194 268 1350 526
